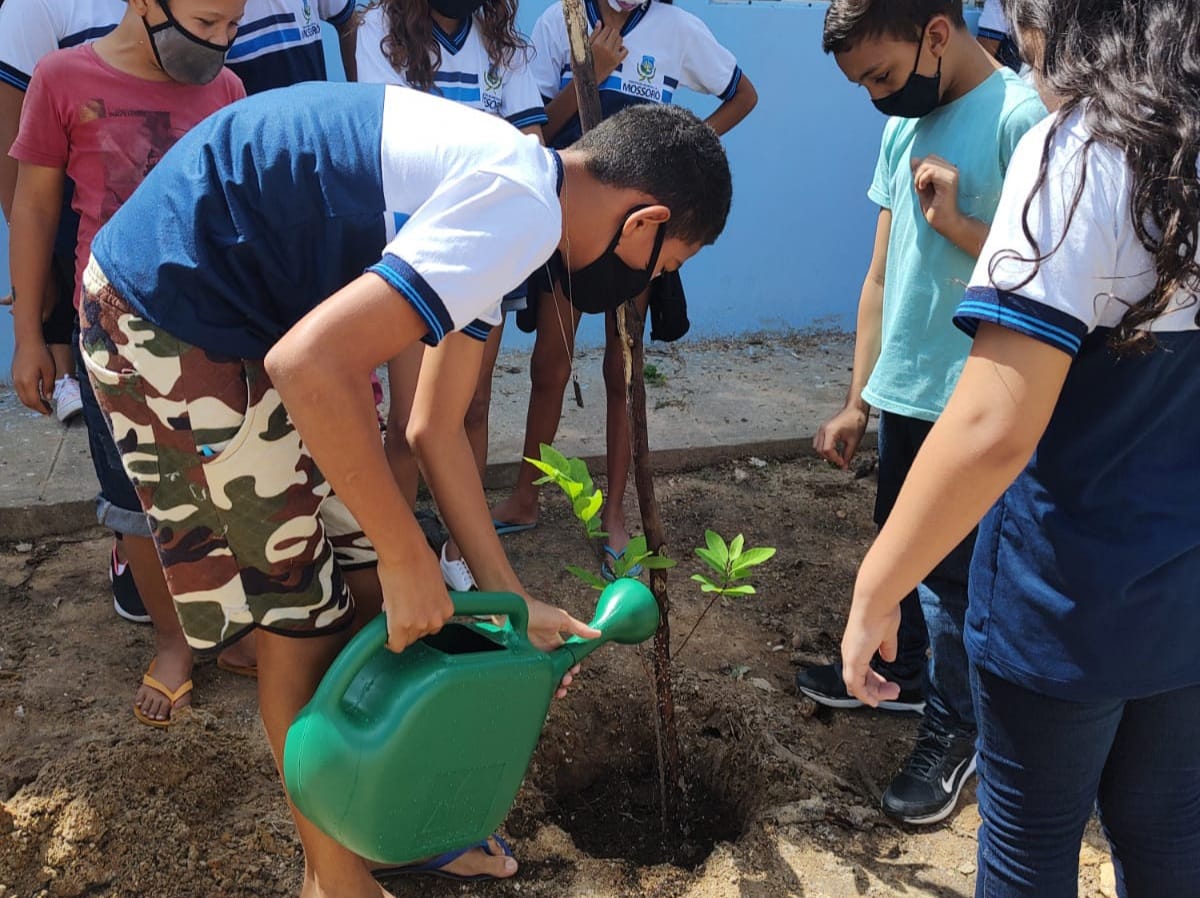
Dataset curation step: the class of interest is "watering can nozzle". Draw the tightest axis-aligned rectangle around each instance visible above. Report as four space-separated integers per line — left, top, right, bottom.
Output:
557 579 659 673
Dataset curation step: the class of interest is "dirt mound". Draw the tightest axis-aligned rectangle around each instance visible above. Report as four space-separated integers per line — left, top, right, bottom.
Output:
0 457 1111 897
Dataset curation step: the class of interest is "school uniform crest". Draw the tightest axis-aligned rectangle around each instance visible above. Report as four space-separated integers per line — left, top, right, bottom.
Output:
637 54 656 81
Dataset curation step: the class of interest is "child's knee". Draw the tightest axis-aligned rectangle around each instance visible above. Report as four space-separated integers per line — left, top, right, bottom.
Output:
530 341 571 394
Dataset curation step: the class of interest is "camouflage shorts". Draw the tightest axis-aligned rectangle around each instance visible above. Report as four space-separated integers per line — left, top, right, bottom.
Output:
78 257 376 651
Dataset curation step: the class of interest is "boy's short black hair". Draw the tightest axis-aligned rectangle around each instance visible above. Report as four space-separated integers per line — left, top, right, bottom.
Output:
822 0 966 54
573 104 731 247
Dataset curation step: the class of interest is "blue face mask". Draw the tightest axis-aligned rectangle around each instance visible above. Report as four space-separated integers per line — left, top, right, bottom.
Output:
873 25 943 118
142 0 233 85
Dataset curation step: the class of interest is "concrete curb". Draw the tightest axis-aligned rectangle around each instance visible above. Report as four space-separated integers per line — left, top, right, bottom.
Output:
0 433 877 542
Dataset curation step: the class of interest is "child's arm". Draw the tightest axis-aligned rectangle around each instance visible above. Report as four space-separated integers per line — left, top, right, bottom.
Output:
813 208 890 469
911 153 990 257
267 274 460 650
541 24 626 144
703 73 756 137
0 81 23 223
336 15 359 82
841 323 1071 705
9 160 63 413
407 333 600 651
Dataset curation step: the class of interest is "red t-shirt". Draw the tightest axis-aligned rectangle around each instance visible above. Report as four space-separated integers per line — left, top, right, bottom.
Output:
10 44 245 307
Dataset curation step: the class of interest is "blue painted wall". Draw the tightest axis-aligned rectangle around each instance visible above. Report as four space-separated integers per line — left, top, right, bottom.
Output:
0 3 981 376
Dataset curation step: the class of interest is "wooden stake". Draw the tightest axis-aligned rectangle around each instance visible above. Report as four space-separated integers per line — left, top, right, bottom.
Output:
560 0 683 838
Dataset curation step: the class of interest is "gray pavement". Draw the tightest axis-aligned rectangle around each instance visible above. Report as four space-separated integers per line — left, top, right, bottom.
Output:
0 333 868 539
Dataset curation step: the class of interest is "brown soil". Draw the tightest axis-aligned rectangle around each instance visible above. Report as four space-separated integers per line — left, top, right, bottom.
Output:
0 456 1111 898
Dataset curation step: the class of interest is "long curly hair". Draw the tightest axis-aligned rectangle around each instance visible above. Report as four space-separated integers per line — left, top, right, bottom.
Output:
997 0 1200 353
365 0 529 94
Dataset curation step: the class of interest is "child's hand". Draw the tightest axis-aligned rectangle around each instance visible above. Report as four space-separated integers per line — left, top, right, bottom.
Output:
814 405 869 470
840 601 902 708
911 154 964 237
378 556 455 653
524 597 601 696
591 24 628 81
12 339 57 415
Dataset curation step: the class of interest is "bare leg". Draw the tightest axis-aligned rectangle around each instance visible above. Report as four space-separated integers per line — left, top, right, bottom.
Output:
383 346 425 509
445 322 504 563
491 286 579 528
122 533 194 722
600 289 651 555
48 343 73 383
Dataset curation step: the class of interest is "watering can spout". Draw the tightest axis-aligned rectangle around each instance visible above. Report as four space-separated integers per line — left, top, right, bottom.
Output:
555 579 660 676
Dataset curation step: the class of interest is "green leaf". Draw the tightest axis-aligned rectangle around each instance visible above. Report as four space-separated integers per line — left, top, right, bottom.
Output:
642 554 677 570
729 533 745 561
704 529 728 566
539 443 570 474
733 546 776 569
698 582 724 593
625 535 649 558
573 489 603 523
717 584 756 596
690 573 719 589
566 564 607 590
524 457 561 480
694 546 725 575
531 474 554 487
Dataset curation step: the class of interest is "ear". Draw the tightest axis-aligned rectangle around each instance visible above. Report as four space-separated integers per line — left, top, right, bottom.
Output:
926 14 953 58
129 0 154 16
622 204 670 235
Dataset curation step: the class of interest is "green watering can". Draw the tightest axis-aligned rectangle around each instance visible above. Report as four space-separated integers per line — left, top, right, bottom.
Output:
282 579 659 864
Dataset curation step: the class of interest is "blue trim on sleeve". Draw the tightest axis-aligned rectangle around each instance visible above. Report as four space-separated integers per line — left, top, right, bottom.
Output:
234 13 296 37
977 27 1009 42
506 107 550 129
367 254 455 346
58 25 117 49
954 287 1088 356
0 61 29 91
719 67 743 102
227 28 303 60
462 320 494 341
549 148 563 194
326 0 356 28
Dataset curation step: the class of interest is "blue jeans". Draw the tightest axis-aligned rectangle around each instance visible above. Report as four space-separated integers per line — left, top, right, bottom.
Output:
973 668 1200 898
875 412 975 735
73 324 151 537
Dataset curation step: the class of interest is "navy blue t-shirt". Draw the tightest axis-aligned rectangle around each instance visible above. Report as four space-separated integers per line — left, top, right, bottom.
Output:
90 83 563 359
955 109 1200 701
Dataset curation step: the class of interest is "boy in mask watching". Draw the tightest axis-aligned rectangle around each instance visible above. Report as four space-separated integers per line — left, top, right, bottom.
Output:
796 0 1043 825
8 0 246 726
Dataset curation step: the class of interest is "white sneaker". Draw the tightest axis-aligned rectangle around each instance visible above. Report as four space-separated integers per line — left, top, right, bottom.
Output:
53 375 83 423
439 542 477 592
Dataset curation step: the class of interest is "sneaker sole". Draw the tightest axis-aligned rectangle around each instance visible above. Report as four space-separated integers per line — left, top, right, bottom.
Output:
884 752 978 826
797 686 925 714
112 595 152 625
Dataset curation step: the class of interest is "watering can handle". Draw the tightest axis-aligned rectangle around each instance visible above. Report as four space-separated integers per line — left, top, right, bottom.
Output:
448 590 530 637
317 591 533 703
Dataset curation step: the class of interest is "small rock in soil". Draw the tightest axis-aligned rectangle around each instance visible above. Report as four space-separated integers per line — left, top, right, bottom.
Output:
748 677 776 693
733 468 749 483
15 542 32 553
959 862 976 876
748 457 767 468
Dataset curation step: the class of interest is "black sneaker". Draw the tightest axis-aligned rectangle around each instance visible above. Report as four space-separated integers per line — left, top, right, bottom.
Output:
794 662 926 713
882 724 977 825
110 540 151 624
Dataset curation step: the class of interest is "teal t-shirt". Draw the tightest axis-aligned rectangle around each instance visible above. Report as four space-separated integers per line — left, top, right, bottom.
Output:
862 68 1045 421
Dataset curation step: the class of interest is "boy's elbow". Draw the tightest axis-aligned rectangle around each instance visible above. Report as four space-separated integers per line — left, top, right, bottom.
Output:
740 78 758 113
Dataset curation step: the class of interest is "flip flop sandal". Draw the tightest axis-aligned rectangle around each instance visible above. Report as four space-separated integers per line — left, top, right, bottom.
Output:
601 545 645 582
493 519 537 536
372 834 514 882
216 656 258 679
133 660 193 729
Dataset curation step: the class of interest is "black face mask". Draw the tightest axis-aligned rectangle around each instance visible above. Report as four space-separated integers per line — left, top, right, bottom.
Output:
429 0 488 20
142 0 233 85
559 207 667 315
872 25 943 118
